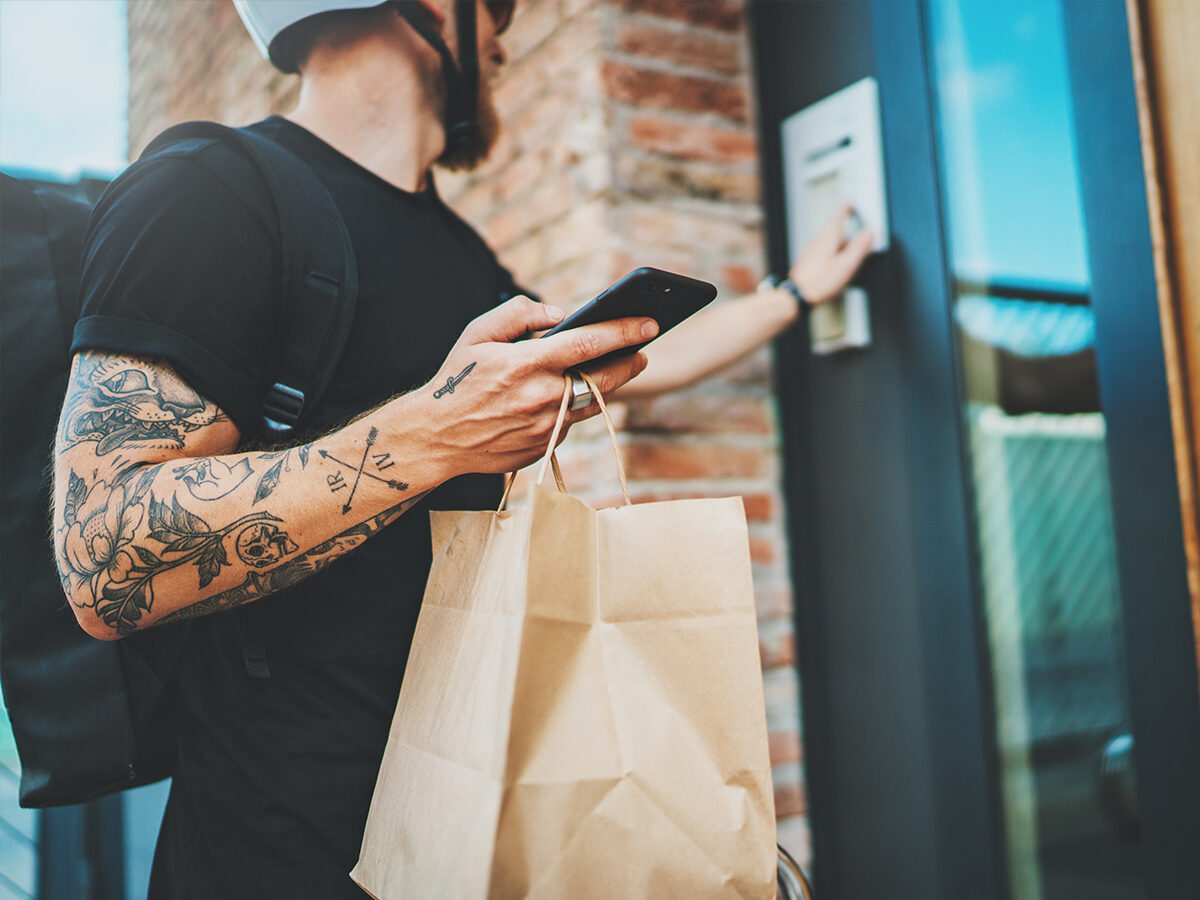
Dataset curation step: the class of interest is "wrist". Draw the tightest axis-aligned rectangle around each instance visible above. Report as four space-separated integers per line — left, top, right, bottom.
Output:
377 391 462 486
758 274 807 321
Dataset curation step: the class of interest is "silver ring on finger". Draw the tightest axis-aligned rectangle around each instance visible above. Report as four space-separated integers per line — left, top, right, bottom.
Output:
569 373 594 411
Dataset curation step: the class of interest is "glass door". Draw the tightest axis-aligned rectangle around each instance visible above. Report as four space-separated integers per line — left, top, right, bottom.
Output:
924 2 1168 897
751 0 1200 894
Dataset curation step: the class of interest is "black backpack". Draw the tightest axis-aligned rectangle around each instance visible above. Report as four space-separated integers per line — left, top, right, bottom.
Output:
0 122 359 808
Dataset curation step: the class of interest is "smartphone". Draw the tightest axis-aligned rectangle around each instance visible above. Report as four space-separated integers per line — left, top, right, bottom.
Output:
540 267 717 357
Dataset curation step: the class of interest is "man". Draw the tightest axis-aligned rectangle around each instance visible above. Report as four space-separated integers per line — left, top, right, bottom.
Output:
53 0 872 895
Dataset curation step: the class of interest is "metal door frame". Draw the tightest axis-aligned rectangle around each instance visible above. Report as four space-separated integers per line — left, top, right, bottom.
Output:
749 1 1200 896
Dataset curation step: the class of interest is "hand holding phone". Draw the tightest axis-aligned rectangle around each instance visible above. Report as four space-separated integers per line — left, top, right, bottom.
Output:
540 267 717 358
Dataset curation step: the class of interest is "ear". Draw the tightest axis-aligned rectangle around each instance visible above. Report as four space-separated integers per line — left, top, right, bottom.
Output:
411 0 448 31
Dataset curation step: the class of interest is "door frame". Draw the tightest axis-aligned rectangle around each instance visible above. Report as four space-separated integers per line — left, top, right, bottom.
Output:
749 1 1200 896
1061 1 1200 890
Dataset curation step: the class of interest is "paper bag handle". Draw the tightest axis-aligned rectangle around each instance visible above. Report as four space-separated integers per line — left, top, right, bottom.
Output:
578 372 632 506
497 378 571 511
498 453 565 511
497 373 632 511
537 372 631 505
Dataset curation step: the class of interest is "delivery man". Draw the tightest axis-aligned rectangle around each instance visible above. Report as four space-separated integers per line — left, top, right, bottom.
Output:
52 1 873 895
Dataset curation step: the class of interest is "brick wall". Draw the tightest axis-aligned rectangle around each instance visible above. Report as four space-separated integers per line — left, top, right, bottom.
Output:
127 0 810 864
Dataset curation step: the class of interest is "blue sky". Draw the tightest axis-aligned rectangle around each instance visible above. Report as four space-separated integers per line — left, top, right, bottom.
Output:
0 0 128 179
927 0 1090 290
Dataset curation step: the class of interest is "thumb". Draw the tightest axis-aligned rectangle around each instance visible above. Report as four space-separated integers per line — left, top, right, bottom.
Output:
464 296 565 344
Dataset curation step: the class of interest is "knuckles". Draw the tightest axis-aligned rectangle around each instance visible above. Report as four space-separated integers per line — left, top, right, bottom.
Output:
570 331 601 362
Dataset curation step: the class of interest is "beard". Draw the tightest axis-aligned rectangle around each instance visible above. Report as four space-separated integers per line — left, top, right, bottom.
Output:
436 76 501 172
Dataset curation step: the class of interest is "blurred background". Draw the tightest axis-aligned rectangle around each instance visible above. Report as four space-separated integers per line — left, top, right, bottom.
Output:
2 1 1198 898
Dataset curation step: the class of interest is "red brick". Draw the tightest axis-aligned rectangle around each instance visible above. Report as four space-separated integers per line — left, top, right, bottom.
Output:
496 149 546 204
773 782 807 819
535 250 627 309
511 87 576 155
610 0 746 33
616 247 699 283
535 270 581 309
759 626 794 668
720 263 760 295
502 0 562 61
628 115 758 164
627 204 759 256
762 667 800 726
484 166 578 250
625 489 774 523
484 204 528 252
754 586 793 621
537 13 604 83
553 450 593 491
601 61 747 122
494 56 548 119
625 393 772 435
617 153 760 203
740 492 775 522
748 534 778 565
617 20 742 76
621 441 768 479
768 731 803 766
541 199 609 272
502 230 550 284
564 0 601 18
717 347 774 385
524 170 581 228
448 178 499 227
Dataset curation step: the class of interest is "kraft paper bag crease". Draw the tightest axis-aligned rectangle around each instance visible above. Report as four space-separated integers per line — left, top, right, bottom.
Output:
352 485 776 899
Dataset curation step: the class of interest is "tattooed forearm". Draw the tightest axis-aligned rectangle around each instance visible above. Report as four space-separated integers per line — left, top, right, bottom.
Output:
318 427 408 514
252 444 312 505
155 491 430 626
58 353 223 456
55 352 437 637
235 522 298 567
57 465 293 635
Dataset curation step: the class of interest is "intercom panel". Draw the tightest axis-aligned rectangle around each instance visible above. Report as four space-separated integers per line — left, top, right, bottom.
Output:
781 76 890 259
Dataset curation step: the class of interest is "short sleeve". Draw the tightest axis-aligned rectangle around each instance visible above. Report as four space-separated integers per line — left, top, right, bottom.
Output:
496 261 541 305
73 153 278 436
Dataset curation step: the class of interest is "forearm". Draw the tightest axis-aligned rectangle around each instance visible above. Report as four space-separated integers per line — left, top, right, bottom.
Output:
614 285 799 398
54 300 657 639
55 396 451 639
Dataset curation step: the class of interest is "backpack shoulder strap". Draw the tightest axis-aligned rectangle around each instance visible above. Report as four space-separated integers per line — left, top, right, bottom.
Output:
140 121 359 437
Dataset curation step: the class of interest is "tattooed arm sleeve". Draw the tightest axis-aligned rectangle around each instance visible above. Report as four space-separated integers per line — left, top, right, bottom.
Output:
53 352 444 639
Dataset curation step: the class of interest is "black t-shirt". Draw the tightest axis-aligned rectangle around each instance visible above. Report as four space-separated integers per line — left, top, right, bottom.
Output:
74 117 521 898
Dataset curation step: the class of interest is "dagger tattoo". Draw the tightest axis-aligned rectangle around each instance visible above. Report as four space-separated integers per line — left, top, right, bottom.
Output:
433 362 476 399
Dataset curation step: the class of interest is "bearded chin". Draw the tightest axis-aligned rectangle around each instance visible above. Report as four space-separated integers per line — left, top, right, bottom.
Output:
437 89 501 172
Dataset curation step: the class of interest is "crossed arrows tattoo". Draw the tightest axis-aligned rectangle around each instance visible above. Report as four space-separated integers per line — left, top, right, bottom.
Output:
323 362 475 514
320 427 408 514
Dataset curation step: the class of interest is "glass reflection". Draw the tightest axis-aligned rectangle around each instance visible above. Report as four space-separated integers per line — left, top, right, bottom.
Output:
925 2 1142 898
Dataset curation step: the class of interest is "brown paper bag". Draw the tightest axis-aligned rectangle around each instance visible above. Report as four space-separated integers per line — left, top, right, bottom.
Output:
352 376 777 899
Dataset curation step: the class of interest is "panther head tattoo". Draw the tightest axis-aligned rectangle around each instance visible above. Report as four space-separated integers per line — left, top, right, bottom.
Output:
61 355 219 456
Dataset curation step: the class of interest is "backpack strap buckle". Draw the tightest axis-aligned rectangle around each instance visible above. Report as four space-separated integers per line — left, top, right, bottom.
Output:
261 382 305 435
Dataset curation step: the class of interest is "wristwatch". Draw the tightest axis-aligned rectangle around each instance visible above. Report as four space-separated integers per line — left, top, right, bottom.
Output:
757 274 807 313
